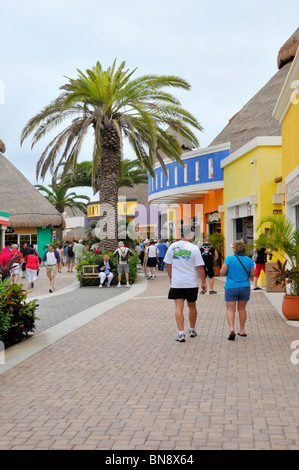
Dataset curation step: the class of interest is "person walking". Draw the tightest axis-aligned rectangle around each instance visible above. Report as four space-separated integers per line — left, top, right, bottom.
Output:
25 248 40 289
220 240 255 340
57 243 64 273
42 243 60 293
97 254 116 288
113 241 134 288
66 241 75 272
20 242 30 278
164 229 207 342
145 240 159 279
73 239 85 265
200 237 218 294
156 239 168 271
10 244 23 284
253 247 272 291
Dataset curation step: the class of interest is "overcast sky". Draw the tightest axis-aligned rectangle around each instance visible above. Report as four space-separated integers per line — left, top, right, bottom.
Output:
0 0 298 200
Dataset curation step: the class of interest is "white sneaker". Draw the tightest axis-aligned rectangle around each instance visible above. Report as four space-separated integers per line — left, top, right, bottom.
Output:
107 284 111 288
117 283 121 288
99 284 103 288
126 283 131 288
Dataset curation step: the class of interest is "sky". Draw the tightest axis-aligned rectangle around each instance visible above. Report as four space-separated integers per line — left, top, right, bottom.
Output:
0 0 298 201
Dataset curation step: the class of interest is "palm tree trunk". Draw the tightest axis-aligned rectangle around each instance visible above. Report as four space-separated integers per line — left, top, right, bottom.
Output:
98 129 120 252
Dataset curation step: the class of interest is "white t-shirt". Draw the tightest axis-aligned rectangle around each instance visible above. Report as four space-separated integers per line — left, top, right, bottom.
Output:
146 245 159 257
164 240 204 288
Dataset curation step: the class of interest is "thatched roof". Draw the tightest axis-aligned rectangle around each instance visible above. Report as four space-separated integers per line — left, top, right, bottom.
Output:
63 226 88 242
118 183 149 206
0 152 65 229
209 29 299 154
0 140 6 153
277 27 299 69
165 126 196 152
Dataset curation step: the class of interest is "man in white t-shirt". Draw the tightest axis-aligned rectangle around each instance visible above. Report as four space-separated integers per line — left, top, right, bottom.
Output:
164 230 207 342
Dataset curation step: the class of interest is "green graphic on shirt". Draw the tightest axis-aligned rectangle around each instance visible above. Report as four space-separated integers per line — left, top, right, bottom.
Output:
172 247 192 259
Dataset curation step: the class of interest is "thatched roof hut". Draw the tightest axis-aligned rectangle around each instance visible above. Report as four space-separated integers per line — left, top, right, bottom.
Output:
0 151 64 229
209 28 299 154
63 226 88 242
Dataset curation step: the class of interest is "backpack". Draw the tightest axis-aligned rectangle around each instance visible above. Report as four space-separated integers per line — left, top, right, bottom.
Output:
67 245 74 257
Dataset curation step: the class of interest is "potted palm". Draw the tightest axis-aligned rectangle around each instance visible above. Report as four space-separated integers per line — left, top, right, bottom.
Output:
258 215 299 320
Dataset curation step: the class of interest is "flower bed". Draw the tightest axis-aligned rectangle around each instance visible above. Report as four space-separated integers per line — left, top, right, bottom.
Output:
76 251 139 286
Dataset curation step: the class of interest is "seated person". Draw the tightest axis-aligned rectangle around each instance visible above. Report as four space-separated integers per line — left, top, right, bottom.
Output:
97 255 116 288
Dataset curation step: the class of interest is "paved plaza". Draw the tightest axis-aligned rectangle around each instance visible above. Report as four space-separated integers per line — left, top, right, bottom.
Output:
0 267 299 450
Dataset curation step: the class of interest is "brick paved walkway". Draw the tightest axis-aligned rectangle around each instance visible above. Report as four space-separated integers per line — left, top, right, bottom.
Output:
0 272 299 450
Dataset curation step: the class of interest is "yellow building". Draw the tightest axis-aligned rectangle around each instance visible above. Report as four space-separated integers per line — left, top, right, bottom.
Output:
87 198 138 221
208 29 298 254
221 137 283 259
273 45 299 228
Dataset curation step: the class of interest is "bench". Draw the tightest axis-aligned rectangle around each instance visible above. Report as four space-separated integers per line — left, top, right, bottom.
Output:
79 265 99 287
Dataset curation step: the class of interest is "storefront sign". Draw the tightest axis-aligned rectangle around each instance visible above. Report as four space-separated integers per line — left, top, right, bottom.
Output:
207 212 221 223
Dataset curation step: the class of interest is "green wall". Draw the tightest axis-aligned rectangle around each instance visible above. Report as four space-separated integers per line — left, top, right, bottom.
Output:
37 225 52 257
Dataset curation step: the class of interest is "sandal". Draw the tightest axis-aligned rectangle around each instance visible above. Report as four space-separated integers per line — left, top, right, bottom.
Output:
238 333 247 337
228 332 236 341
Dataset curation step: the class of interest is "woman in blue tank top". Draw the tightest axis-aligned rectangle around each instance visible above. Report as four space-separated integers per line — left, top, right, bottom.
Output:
220 240 255 341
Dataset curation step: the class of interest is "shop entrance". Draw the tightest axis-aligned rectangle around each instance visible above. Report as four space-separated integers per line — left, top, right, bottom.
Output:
235 216 254 244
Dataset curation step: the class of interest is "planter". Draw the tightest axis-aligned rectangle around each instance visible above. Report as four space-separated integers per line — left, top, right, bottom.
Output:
282 295 299 320
214 266 220 277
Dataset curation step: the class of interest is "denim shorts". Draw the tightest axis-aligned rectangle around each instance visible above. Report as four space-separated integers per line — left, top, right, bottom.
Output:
225 286 250 302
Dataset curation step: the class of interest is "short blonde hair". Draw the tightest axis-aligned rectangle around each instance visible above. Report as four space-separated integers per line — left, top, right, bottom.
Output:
233 240 246 256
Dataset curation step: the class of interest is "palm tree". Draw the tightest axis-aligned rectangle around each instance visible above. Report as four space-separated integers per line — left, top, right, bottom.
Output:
60 157 148 194
35 184 90 215
21 59 202 250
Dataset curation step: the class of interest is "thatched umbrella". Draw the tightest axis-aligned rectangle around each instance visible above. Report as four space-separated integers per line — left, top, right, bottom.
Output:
63 226 88 242
209 28 299 154
0 151 64 229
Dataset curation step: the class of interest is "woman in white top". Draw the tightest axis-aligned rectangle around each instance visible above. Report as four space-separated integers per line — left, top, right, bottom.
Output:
146 240 159 279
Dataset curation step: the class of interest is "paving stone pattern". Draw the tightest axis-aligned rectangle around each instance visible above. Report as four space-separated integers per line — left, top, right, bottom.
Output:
0 273 299 450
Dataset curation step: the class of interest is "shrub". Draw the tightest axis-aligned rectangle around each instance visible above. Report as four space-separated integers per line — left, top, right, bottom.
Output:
0 279 39 347
76 250 139 286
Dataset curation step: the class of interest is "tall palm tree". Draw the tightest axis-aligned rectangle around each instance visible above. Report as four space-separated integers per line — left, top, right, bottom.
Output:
60 157 148 194
21 60 202 250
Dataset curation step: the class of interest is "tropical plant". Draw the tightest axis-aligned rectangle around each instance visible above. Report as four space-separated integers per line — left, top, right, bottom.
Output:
21 59 202 251
59 157 148 194
208 232 224 267
0 247 22 281
0 279 39 346
35 184 90 215
257 215 299 295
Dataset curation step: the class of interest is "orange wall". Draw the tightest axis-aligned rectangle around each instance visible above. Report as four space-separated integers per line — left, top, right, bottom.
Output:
177 189 223 236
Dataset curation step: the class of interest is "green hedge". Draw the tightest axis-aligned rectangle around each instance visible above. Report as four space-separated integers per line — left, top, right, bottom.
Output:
76 251 139 287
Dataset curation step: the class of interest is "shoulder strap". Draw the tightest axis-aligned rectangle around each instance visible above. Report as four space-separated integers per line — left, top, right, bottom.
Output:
234 255 249 276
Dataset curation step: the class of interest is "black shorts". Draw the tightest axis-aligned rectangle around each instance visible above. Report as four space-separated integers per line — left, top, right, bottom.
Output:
204 264 215 278
147 257 157 267
168 287 199 303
